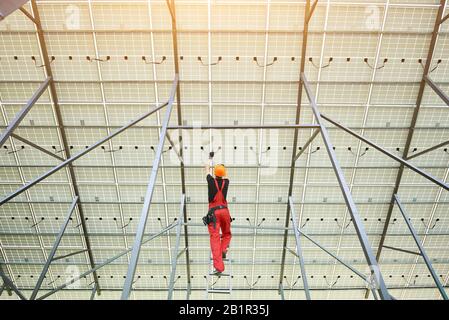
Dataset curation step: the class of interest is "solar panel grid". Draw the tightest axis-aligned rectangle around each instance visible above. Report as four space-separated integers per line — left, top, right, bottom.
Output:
0 0 448 300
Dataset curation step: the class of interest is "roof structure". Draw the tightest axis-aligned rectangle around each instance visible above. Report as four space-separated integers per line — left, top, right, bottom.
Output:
0 0 448 300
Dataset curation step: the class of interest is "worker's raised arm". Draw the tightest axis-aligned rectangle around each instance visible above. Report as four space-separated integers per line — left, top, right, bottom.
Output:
204 164 211 176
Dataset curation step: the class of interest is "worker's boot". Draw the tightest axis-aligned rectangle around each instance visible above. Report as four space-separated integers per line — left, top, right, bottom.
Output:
212 269 223 276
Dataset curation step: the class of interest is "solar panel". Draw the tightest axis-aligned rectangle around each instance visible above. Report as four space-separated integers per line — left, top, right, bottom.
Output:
0 0 448 300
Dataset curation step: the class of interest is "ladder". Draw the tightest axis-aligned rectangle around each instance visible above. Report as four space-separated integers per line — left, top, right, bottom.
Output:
206 253 232 298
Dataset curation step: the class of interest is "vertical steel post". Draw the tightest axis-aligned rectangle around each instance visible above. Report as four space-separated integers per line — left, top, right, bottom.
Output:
424 75 449 107
301 72 391 300
288 197 311 300
279 0 314 291
394 195 448 300
168 194 185 300
0 77 51 147
0 103 168 206
372 0 448 299
30 196 79 300
121 75 179 300
166 0 192 292
29 0 101 293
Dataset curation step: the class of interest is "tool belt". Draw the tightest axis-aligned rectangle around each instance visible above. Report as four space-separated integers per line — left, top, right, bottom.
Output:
203 205 227 229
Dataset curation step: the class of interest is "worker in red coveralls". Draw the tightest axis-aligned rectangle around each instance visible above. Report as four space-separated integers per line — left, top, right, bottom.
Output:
204 164 232 275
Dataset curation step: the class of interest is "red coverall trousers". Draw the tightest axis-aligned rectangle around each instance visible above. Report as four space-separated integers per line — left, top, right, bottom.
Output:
208 179 232 273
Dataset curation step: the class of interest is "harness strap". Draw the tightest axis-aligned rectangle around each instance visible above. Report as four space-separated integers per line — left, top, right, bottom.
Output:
214 178 225 193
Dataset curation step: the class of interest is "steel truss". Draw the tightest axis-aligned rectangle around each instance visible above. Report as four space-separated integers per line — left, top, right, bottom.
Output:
0 0 448 301
392 195 448 300
29 197 80 300
0 264 26 300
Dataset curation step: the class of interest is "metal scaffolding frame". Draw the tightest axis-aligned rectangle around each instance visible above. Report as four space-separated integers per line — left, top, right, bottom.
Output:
0 0 448 301
0 77 50 148
279 0 314 293
0 0 30 21
121 74 179 300
287 197 310 300
392 195 448 300
167 194 187 300
166 0 192 300
29 196 79 300
0 265 26 300
301 72 391 299
8 0 103 294
370 0 449 299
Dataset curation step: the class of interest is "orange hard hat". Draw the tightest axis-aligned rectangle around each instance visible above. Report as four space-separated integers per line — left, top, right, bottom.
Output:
214 164 226 177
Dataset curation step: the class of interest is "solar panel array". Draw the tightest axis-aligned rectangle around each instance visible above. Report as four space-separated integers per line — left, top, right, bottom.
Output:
0 0 448 300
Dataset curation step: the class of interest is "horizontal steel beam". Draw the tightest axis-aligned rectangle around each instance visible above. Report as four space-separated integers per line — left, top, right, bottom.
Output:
441 13 449 24
11 284 449 294
4 259 449 267
302 72 390 300
165 131 183 164
18 6 36 24
321 114 449 191
10 285 449 294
